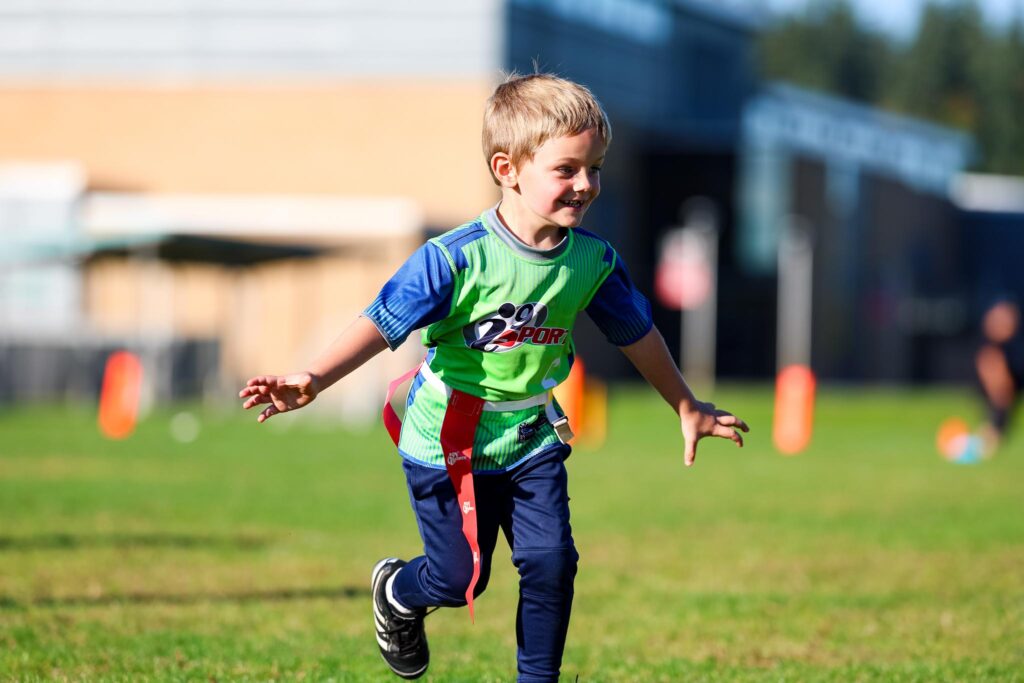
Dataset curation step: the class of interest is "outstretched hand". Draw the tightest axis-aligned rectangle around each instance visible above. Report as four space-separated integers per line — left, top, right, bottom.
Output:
239 373 320 423
680 401 749 467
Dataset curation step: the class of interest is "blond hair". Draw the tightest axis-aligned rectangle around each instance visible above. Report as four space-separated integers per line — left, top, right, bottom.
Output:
482 72 612 183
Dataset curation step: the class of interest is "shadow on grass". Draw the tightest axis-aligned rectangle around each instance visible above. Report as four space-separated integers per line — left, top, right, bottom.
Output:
0 585 367 611
0 533 269 552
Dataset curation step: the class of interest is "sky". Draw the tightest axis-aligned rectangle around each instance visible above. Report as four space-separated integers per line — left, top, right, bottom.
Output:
762 0 1022 37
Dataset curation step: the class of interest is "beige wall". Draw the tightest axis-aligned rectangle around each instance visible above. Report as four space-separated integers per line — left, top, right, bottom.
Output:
0 81 498 227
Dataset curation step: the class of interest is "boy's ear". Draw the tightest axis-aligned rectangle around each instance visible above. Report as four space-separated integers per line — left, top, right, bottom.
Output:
490 152 518 188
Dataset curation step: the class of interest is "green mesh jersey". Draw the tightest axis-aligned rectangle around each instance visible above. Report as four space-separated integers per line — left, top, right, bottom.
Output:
363 205 653 470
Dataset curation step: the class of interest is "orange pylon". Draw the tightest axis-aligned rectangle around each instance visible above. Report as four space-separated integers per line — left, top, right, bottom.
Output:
553 357 607 449
772 364 815 455
554 358 585 445
97 351 143 439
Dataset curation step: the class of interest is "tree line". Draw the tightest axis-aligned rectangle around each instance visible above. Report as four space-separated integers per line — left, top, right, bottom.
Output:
758 0 1024 174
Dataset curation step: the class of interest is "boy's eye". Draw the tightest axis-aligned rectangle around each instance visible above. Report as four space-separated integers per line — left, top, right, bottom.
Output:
556 166 574 175
590 166 602 173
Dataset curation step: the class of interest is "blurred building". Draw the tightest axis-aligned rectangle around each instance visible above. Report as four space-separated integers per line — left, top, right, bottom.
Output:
952 173 1024 308
0 0 995 411
0 0 501 414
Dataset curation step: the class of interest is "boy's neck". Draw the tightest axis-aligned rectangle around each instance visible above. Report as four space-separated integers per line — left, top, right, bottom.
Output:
495 198 567 250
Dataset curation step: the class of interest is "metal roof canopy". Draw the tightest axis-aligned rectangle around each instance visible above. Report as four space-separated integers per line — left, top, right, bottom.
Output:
743 83 973 195
2 232 325 268
85 233 325 266
2 189 423 266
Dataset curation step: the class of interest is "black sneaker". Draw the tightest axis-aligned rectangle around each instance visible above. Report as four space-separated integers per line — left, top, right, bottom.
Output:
371 558 429 679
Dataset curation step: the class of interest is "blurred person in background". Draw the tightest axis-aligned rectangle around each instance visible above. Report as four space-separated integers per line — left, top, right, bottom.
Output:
976 298 1023 454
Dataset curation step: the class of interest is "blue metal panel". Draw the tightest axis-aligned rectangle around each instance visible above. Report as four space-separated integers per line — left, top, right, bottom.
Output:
743 83 973 195
506 0 757 147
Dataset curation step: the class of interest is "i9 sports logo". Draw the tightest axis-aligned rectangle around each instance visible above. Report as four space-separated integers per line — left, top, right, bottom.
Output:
463 302 568 353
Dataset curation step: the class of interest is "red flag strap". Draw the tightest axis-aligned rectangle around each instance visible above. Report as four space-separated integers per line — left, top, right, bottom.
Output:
382 364 485 621
439 388 485 621
382 362 423 447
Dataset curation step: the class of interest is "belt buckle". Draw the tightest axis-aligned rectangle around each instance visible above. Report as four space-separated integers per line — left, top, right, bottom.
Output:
551 416 574 444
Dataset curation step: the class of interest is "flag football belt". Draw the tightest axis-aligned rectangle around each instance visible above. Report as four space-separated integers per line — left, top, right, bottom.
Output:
382 362 572 621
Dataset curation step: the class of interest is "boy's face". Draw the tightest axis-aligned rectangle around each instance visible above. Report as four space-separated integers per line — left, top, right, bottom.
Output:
508 127 606 231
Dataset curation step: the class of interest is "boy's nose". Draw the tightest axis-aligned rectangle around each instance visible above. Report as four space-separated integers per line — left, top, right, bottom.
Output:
573 173 591 193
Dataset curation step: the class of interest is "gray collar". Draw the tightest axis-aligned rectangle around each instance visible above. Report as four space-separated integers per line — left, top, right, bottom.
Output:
483 205 569 261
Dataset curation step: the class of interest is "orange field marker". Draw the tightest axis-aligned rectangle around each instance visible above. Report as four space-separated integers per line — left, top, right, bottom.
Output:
582 376 607 449
773 364 815 455
97 351 143 440
552 358 609 450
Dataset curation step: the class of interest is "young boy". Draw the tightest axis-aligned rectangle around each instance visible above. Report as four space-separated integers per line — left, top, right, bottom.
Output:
239 73 748 682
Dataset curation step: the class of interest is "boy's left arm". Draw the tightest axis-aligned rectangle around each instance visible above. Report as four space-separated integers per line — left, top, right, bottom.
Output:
619 326 749 467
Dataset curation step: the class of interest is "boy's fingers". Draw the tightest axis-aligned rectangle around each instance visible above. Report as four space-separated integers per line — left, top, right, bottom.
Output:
242 394 271 410
246 375 283 388
711 422 743 444
716 414 750 432
239 386 273 401
684 440 697 467
257 405 279 423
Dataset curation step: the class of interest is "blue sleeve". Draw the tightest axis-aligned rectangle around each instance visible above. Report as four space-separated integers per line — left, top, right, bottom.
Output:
362 242 454 350
585 255 654 346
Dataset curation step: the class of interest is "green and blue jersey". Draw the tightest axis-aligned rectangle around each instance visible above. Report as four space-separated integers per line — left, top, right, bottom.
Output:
364 206 652 471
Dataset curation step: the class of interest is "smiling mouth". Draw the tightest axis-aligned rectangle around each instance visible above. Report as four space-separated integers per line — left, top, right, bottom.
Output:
560 199 585 208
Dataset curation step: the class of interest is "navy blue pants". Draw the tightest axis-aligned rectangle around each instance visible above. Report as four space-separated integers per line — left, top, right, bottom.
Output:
391 444 578 683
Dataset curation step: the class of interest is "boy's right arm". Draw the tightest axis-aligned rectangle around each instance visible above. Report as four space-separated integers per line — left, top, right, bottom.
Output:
239 315 389 423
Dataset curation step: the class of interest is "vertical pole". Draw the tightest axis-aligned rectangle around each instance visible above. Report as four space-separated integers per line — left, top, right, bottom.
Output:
776 216 814 370
680 198 719 396
773 215 816 455
138 241 174 414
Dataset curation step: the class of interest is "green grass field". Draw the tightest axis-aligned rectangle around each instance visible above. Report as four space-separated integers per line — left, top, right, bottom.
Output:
1 385 1022 682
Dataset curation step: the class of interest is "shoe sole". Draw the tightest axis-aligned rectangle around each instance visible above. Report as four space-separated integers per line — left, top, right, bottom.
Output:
371 558 428 680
